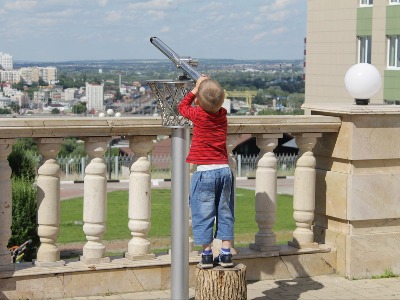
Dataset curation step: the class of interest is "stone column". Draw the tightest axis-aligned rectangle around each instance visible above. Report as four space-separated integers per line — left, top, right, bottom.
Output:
35 138 65 266
250 134 282 253
0 139 15 277
303 103 400 278
289 133 321 249
80 137 110 264
125 136 156 260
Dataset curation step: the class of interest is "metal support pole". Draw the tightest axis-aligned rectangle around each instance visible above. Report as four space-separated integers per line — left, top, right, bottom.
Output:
108 140 112 179
171 127 190 300
81 157 86 181
114 156 119 180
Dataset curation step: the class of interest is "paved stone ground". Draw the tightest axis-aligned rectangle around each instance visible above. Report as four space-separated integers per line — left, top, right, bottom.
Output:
64 274 400 299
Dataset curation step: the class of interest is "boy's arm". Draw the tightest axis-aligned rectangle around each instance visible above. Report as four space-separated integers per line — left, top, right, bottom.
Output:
178 75 208 119
178 91 196 120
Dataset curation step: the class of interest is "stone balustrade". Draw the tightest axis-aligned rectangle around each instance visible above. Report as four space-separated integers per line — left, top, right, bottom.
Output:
0 115 342 295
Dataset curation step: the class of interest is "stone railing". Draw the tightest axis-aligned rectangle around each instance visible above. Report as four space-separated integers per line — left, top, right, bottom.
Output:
0 115 341 290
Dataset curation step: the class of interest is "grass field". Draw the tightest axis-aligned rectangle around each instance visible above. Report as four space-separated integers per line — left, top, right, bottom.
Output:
59 188 295 250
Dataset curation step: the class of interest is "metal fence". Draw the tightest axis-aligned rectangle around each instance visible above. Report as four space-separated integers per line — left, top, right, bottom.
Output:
34 153 297 181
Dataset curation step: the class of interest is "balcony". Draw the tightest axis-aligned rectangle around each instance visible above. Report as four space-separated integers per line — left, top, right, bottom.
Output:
1 105 399 299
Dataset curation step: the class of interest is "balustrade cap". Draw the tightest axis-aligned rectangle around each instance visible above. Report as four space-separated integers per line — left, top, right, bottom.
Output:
0 115 341 138
303 103 400 115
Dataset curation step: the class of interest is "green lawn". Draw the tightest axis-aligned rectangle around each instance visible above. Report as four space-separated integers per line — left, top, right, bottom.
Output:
59 188 295 247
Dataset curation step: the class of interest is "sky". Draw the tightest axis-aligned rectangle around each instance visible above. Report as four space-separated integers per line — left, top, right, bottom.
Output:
0 0 307 62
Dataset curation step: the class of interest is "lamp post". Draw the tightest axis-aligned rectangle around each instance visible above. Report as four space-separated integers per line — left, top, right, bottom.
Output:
344 63 382 105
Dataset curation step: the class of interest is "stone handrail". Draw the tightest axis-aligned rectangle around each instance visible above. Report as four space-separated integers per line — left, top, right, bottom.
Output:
0 115 341 276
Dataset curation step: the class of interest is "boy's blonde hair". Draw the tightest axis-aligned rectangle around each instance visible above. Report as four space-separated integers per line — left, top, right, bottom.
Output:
197 79 225 114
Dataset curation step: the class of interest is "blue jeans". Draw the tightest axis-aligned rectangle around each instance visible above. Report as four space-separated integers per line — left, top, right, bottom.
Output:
190 167 234 245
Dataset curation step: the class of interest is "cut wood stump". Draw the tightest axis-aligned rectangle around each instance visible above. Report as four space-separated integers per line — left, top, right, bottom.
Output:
195 263 247 300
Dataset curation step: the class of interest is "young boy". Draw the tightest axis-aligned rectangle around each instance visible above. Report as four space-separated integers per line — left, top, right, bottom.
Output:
178 75 234 269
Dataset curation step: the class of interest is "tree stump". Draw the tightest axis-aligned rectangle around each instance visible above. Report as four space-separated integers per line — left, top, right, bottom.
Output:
195 264 247 300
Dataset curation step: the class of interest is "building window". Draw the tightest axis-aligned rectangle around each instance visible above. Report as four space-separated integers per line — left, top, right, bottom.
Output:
387 35 400 68
358 36 371 63
360 0 373 6
389 0 400 5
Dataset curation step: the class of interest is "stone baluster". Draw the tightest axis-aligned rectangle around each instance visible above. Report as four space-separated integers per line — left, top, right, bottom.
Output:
80 137 110 264
125 136 156 260
35 138 65 266
0 139 15 278
227 134 240 176
289 133 321 249
250 134 282 253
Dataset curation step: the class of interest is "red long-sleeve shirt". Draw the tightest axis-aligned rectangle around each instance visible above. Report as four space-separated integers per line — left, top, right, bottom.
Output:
178 91 228 165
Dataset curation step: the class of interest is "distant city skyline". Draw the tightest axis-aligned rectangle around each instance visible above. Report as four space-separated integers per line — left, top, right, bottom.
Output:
0 0 307 62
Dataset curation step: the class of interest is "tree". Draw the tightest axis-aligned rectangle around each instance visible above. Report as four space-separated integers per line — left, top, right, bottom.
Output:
0 108 12 114
10 101 20 113
12 82 24 91
59 137 86 157
72 101 87 114
38 78 48 87
8 138 37 180
115 90 123 101
51 108 60 114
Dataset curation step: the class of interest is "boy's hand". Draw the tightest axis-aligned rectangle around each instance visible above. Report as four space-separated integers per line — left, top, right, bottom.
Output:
192 75 208 95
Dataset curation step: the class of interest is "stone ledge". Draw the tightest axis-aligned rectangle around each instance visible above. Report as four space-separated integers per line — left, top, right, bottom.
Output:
0 245 336 299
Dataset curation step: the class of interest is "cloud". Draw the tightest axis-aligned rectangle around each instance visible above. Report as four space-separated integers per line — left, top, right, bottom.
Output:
271 26 287 35
36 8 80 18
264 10 291 22
253 31 268 41
104 10 122 23
258 0 296 22
160 26 170 33
5 0 37 11
198 2 224 12
128 0 182 10
252 25 287 42
147 10 166 19
260 0 297 12
98 0 108 7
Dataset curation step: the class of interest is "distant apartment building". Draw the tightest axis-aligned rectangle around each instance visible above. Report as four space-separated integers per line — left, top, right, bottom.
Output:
305 0 400 104
33 89 50 103
86 82 104 112
20 67 34 85
26 66 58 84
3 87 28 107
39 67 57 84
0 70 20 84
64 88 78 101
0 52 13 70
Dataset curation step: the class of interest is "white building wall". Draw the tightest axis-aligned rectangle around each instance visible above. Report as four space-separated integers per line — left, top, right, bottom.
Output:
0 70 21 84
0 53 13 70
86 82 104 112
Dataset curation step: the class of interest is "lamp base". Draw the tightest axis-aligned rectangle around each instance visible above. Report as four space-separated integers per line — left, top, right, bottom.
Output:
355 98 369 105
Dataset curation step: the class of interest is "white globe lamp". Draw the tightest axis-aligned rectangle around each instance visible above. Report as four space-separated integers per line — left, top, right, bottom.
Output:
344 63 381 105
107 108 114 116
115 112 121 117
98 112 105 117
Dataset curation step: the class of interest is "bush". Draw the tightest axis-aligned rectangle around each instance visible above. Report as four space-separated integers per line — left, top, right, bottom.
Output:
7 138 40 262
8 177 39 261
